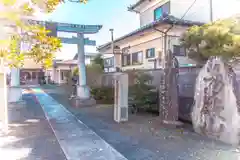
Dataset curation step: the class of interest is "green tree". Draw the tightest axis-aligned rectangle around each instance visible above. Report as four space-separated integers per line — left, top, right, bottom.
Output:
0 0 87 68
92 53 104 70
72 63 103 76
129 72 158 113
181 17 240 130
181 17 240 64
72 53 104 75
72 67 79 76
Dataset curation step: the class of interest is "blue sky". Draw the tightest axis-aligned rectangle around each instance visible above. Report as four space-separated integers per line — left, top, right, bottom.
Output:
37 0 139 60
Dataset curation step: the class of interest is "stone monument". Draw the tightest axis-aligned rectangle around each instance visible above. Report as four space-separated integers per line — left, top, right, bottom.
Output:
192 57 240 145
114 72 128 123
159 50 182 125
0 58 8 132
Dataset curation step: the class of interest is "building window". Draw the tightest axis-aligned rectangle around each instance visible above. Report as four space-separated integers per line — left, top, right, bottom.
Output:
154 7 163 20
104 57 114 67
146 48 155 58
132 51 143 65
123 54 131 66
154 2 170 20
173 45 186 56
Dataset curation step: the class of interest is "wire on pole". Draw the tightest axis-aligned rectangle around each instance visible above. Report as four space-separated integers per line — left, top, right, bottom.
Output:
166 0 198 32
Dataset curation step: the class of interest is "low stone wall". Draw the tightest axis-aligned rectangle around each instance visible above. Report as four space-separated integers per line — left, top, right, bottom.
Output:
98 67 199 98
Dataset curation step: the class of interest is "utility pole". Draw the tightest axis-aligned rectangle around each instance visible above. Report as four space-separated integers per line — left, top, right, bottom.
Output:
109 28 122 72
109 28 114 53
109 29 116 71
210 0 213 22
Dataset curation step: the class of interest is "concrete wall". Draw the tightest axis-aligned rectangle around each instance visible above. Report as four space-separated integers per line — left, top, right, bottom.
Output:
139 0 170 26
171 0 240 22
96 67 199 98
56 70 70 84
170 0 210 23
22 58 42 69
138 0 240 27
121 34 163 70
47 64 77 84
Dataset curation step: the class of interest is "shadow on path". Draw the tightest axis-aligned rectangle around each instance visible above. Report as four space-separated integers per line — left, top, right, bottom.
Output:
0 91 66 160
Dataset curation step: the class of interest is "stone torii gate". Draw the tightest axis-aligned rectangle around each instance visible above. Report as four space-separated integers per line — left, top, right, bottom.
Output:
9 18 102 103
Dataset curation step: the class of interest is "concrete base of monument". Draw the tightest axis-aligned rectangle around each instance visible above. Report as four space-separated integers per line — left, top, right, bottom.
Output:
0 122 8 135
77 85 90 99
8 86 26 108
162 120 184 127
8 101 26 108
8 86 22 103
70 97 96 108
69 85 96 107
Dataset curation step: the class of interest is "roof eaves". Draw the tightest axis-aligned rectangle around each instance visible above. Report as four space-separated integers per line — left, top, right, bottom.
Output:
97 15 204 51
128 0 146 11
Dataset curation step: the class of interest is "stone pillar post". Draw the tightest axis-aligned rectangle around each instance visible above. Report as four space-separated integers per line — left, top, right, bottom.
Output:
30 71 33 82
58 69 61 84
36 72 38 84
0 58 8 132
10 68 20 86
52 68 56 83
159 48 182 126
8 35 22 103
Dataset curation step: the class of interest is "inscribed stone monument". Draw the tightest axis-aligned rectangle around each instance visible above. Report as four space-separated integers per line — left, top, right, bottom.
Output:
192 57 240 145
159 50 181 125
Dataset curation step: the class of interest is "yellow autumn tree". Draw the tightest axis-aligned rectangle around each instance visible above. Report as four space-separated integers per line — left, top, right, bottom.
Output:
0 0 88 68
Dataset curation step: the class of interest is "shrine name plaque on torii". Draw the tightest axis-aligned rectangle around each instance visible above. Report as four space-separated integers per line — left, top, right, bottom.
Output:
30 19 103 104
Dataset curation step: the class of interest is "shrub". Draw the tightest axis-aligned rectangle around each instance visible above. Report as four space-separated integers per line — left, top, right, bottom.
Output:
128 72 158 113
90 86 114 104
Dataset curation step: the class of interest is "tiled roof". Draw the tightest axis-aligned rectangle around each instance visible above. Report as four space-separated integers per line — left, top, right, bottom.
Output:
128 0 146 10
55 60 78 65
97 15 204 51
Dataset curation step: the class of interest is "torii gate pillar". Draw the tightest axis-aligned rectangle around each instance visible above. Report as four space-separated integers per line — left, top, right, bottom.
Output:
76 33 90 99
69 32 96 107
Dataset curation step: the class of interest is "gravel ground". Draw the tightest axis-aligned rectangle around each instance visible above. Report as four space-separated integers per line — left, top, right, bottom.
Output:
42 85 240 160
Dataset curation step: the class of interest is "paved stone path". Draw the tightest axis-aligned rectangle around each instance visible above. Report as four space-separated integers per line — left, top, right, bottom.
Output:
31 88 127 160
0 89 66 160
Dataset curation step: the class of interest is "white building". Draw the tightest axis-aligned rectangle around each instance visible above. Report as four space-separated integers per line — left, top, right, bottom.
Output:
99 0 240 71
132 0 240 26
46 52 98 84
